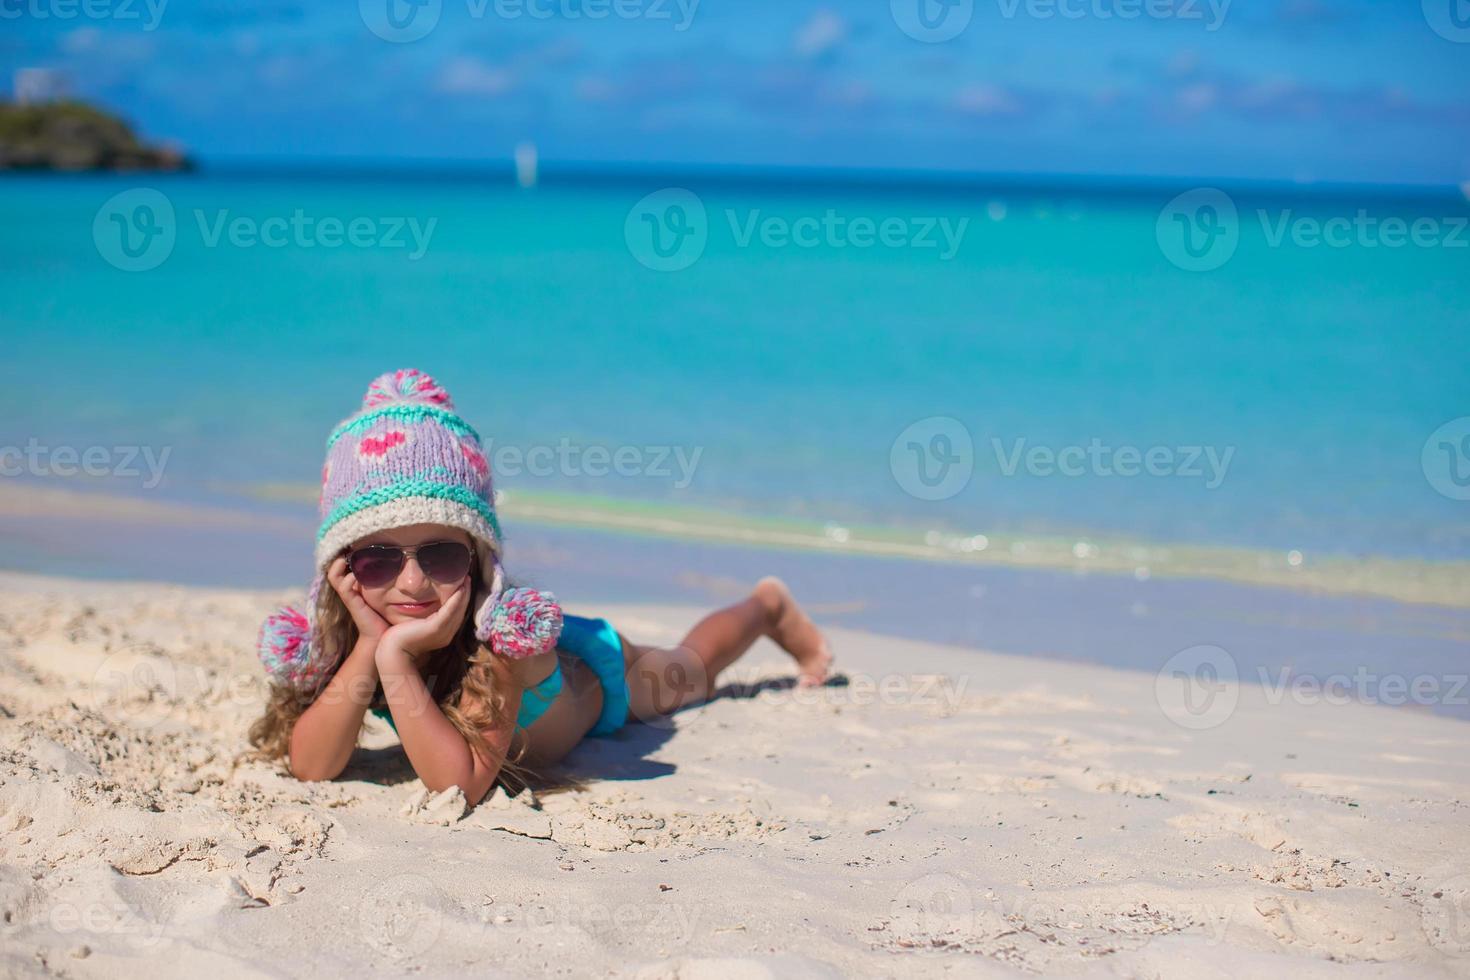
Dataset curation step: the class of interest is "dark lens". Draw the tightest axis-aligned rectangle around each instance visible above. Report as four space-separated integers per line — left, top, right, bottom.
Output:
349 546 404 588
416 541 473 584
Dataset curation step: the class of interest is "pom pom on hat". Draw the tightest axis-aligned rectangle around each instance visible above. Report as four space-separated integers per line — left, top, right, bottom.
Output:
257 575 335 691
362 368 454 411
258 605 317 687
477 587 563 660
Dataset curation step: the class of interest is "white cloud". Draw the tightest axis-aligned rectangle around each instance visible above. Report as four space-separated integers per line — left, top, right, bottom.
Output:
436 57 515 97
794 10 847 59
576 76 616 102
821 80 871 108
1237 76 1296 109
259 55 305 88
1175 82 1218 113
954 84 1020 115
60 28 100 54
1166 49 1199 79
233 32 261 58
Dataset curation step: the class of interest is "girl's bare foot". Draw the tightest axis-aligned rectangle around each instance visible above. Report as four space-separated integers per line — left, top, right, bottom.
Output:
753 576 833 687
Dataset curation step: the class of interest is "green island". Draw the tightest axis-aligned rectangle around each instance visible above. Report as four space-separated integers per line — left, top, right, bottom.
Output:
0 100 191 172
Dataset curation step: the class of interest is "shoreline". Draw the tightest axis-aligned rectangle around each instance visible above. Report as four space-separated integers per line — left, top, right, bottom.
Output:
6 480 1468 610
4 482 1467 723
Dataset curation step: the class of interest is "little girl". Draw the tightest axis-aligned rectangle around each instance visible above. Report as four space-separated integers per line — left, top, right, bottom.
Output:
248 369 832 805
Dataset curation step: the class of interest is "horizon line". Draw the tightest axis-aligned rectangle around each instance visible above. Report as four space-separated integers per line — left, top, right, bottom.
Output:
14 155 1468 203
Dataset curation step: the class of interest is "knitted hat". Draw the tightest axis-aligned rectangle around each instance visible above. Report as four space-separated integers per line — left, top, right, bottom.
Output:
315 368 501 578
258 369 561 692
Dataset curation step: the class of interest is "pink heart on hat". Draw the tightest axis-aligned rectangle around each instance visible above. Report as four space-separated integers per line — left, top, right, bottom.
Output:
460 440 489 481
359 430 408 459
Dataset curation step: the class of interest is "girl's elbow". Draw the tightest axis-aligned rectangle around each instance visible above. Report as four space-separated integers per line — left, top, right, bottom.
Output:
465 774 497 807
289 756 344 782
447 759 502 806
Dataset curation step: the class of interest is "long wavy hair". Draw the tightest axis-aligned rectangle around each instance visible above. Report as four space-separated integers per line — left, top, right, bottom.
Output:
245 559 539 793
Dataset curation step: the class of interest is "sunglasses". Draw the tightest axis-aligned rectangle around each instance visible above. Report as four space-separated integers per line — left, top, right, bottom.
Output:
345 540 475 589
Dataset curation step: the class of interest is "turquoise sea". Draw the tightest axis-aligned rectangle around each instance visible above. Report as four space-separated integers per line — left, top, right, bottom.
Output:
2 169 1467 567
4 168 1468 717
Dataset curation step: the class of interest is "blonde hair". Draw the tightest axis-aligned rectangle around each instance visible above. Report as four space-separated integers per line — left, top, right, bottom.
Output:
245 561 539 793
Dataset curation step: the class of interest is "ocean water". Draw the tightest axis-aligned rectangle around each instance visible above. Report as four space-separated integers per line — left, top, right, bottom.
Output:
2 170 1467 569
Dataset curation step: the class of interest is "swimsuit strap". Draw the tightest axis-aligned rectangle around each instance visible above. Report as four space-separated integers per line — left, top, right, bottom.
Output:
513 662 563 729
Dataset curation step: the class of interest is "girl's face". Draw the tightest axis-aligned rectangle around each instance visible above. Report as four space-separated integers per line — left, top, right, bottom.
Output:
347 523 474 626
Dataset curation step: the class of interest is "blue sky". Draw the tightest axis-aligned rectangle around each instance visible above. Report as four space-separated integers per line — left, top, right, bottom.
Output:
4 0 1469 185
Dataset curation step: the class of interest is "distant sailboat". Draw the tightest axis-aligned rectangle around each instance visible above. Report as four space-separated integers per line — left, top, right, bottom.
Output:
515 142 538 189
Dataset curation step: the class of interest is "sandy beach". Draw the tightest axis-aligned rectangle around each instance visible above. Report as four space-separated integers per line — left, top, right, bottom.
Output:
0 570 1466 978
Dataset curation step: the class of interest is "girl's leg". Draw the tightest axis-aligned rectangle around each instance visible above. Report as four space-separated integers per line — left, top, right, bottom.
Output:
623 577 832 722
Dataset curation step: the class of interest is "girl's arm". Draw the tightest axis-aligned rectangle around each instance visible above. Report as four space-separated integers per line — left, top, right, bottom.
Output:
288 634 380 780
377 639 519 805
288 557 390 782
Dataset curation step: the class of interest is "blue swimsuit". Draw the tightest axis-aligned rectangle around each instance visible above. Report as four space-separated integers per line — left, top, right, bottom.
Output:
369 614 630 738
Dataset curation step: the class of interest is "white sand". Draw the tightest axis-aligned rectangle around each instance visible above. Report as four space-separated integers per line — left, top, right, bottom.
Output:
0 571 1467 978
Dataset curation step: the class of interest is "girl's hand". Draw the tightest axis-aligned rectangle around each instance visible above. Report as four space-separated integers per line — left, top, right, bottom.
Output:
378 579 471 663
327 556 390 644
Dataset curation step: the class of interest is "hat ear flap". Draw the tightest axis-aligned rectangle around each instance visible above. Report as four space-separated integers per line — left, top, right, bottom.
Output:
472 554 505 640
